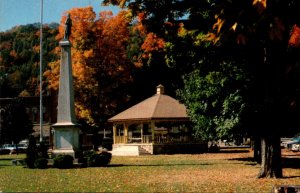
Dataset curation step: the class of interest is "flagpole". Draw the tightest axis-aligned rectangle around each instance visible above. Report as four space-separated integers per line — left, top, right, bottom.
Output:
39 0 43 143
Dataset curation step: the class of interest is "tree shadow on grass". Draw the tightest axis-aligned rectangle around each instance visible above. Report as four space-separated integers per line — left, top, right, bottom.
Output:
228 157 255 162
0 158 24 167
227 157 258 167
0 158 16 166
227 157 300 179
218 149 250 154
0 158 15 161
282 157 300 169
282 175 300 179
108 163 212 167
228 156 300 169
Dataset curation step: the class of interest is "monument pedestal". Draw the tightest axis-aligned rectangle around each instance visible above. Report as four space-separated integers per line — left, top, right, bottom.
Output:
52 123 80 157
52 39 80 158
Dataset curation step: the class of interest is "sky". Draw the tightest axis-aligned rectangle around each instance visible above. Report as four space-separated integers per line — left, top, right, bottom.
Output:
0 0 120 32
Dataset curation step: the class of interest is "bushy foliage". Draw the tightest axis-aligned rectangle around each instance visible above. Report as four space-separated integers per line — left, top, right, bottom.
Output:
37 141 49 159
178 61 249 141
25 136 38 168
84 151 112 167
25 137 49 169
34 158 48 169
53 155 74 169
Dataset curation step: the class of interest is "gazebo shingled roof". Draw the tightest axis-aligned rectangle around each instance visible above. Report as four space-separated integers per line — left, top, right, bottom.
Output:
108 85 189 122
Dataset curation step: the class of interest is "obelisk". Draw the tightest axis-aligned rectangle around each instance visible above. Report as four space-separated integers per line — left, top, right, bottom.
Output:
52 14 79 157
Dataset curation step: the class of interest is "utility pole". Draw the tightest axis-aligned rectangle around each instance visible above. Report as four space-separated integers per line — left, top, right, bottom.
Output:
39 0 43 143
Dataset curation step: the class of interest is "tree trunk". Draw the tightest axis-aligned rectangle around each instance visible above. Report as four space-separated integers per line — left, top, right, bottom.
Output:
253 137 261 164
257 134 282 178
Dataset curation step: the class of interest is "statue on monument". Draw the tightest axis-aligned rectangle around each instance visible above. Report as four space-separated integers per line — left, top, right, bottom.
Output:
64 13 72 40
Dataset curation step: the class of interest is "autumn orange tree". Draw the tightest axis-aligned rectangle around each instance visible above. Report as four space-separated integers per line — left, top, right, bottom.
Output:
45 7 133 128
103 1 194 101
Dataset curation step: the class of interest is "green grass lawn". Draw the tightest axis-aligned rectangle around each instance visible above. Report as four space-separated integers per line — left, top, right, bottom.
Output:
0 149 299 192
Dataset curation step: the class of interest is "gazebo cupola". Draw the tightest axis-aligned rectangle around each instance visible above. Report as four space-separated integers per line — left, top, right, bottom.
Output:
156 84 165 95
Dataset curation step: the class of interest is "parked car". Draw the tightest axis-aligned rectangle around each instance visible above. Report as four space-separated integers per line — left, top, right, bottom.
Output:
1 144 16 154
291 143 300 152
0 147 11 155
17 143 28 152
19 139 29 146
1 144 27 154
281 137 300 149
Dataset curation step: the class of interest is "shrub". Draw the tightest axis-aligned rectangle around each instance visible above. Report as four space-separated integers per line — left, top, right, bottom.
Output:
34 158 48 169
97 152 112 166
77 157 88 168
53 155 74 169
208 143 220 152
0 149 11 155
25 136 38 168
37 142 49 159
83 150 95 159
25 136 50 169
86 151 112 167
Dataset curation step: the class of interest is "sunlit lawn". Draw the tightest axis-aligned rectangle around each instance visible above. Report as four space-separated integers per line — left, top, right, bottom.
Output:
0 148 299 192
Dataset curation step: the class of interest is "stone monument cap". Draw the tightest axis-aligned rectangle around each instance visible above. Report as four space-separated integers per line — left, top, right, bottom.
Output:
59 40 71 46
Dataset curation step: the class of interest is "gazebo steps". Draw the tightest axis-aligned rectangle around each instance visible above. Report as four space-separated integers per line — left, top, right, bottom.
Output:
138 146 152 155
138 145 152 155
111 144 152 156
111 145 139 156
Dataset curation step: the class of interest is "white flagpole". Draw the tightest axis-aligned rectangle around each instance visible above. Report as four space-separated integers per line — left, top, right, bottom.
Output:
39 0 43 143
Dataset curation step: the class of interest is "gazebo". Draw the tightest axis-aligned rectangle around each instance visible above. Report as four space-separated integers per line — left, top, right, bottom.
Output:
108 85 207 155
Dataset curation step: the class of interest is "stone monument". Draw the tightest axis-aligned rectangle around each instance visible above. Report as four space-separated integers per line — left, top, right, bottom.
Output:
52 14 79 157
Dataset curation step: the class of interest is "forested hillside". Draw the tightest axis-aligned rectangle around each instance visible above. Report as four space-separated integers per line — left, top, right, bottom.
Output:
0 23 59 97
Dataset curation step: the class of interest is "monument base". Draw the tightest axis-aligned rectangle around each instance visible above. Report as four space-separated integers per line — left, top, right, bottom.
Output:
52 123 80 158
52 149 76 158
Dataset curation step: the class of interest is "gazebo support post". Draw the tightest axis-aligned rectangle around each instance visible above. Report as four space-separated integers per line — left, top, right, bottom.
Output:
113 124 117 144
124 123 128 143
151 121 155 144
140 123 143 143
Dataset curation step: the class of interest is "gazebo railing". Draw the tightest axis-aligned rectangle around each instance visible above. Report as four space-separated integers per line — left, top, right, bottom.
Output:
114 135 194 144
142 135 152 143
115 135 152 144
154 135 169 144
154 135 194 144
115 136 126 144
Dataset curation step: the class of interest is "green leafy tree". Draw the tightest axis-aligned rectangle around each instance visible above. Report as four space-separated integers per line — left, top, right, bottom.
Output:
178 61 249 142
205 0 300 179
104 0 300 178
0 98 33 145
